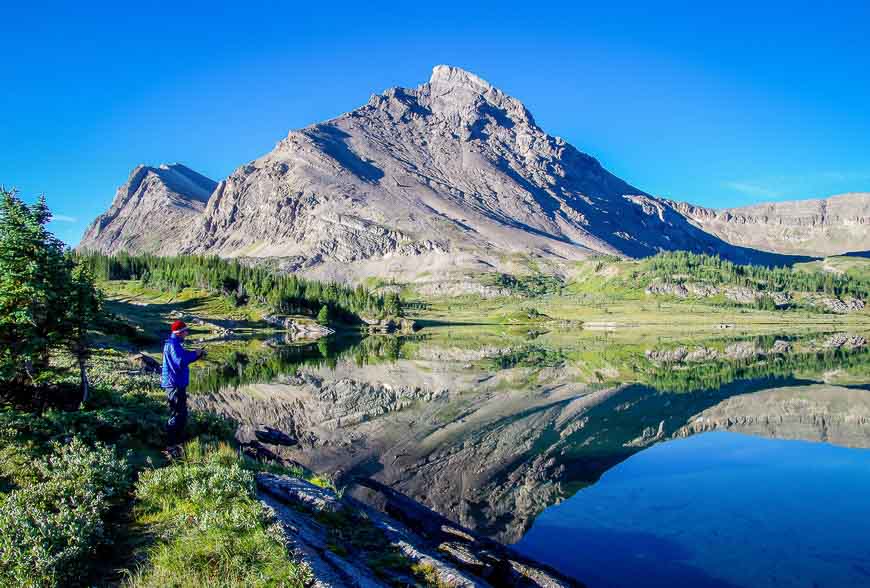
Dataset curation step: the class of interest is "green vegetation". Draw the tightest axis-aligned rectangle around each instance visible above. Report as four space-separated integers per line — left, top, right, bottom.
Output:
77 251 402 322
0 438 129 587
484 272 564 297
644 251 870 298
795 255 870 282
408 251 870 327
0 189 102 398
316 305 331 325
128 440 311 588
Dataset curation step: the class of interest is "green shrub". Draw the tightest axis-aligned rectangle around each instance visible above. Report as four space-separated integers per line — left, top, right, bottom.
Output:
129 442 310 587
0 438 130 587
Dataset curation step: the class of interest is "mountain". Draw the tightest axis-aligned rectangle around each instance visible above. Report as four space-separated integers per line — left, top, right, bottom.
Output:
668 193 870 257
79 66 869 281
79 163 217 255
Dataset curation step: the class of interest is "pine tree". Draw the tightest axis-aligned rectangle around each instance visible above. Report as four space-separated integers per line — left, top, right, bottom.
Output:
0 190 71 388
316 305 330 325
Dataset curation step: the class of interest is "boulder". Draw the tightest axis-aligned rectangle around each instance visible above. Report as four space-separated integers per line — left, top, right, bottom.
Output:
257 473 343 513
645 346 688 363
129 352 161 374
255 426 298 447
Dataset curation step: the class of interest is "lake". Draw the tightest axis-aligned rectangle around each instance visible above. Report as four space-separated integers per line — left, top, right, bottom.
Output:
190 326 870 587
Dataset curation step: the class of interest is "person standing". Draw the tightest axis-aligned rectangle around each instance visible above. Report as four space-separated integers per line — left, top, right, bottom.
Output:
161 320 204 457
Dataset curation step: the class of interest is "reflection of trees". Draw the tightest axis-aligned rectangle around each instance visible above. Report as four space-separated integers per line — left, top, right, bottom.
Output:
188 334 428 394
641 347 869 393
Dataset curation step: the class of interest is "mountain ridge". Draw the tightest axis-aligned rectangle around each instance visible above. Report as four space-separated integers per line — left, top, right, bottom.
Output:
78 65 869 281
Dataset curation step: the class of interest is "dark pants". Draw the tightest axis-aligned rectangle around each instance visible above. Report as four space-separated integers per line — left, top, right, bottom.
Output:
166 386 188 447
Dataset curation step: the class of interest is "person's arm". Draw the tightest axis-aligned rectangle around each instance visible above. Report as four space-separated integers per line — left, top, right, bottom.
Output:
169 339 200 367
183 345 201 364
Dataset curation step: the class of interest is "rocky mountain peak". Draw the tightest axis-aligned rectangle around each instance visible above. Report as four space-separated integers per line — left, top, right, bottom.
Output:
80 66 869 278
421 64 535 129
79 162 216 255
428 64 494 93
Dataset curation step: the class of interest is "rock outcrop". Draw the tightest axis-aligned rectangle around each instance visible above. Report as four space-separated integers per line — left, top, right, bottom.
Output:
670 194 870 257
258 473 582 587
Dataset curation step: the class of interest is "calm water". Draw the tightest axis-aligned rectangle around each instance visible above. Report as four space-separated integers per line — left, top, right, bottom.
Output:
516 432 870 588
190 327 870 587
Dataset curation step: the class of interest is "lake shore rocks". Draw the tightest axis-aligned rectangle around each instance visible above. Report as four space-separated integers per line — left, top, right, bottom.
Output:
256 473 583 587
644 280 866 312
264 315 336 339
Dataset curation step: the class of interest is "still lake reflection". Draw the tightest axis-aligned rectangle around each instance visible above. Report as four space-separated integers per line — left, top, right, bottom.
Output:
517 432 870 588
190 327 870 587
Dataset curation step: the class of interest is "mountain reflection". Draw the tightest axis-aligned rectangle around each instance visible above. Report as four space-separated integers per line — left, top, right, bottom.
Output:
190 327 870 543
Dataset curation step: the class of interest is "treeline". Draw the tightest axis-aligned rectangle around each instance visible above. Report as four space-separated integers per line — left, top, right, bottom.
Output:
644 251 870 298
75 251 401 321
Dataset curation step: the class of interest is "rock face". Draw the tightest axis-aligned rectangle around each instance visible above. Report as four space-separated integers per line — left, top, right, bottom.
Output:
669 194 870 257
79 163 217 255
79 65 854 282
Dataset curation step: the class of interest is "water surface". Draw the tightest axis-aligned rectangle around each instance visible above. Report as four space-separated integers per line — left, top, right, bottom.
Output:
517 432 870 588
190 326 870 586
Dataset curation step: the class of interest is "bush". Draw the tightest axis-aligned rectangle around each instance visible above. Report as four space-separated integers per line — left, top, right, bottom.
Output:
0 438 130 587
130 442 310 587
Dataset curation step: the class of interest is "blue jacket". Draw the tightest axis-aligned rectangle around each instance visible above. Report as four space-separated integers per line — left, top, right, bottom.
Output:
161 334 199 388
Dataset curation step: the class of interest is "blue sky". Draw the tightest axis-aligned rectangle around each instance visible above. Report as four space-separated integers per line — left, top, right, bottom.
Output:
2 1 869 245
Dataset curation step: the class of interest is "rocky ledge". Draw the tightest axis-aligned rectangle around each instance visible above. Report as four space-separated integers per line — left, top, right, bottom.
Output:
257 473 582 587
264 315 336 339
645 280 866 313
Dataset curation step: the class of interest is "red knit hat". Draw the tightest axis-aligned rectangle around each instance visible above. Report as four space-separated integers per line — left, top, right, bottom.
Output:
171 320 189 334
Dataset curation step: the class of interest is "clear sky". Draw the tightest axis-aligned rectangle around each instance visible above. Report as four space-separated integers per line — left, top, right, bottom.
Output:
3 1 869 245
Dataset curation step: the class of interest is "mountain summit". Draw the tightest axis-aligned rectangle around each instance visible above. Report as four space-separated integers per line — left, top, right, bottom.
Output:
80 163 216 255
79 66 869 281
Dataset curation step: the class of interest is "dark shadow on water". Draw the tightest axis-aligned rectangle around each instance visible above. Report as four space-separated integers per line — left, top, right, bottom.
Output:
517 525 744 588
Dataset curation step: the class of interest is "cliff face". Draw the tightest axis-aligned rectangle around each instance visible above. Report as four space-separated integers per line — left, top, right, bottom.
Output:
78 65 846 282
670 193 870 256
79 163 216 255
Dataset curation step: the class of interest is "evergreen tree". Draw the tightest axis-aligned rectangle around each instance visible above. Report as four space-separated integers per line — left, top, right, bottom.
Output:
0 190 71 387
316 305 330 325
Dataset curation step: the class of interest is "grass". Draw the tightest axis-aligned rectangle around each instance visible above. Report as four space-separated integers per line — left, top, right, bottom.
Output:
795 255 870 281
406 263 870 330
402 254 870 328
127 440 312 588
